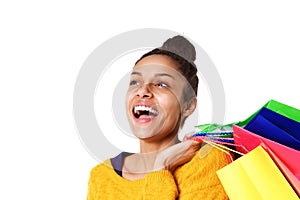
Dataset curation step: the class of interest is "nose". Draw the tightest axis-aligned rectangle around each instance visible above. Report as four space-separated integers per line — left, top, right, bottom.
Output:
136 83 153 98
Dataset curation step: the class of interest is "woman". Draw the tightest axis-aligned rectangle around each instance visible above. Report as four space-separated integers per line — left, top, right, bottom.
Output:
87 36 229 199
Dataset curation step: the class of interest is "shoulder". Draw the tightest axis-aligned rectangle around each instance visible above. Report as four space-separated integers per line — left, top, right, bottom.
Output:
87 158 124 199
89 159 113 180
89 151 132 181
174 143 230 199
177 143 231 173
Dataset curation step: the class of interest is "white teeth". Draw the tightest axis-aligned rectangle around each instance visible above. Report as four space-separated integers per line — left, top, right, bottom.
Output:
134 105 158 115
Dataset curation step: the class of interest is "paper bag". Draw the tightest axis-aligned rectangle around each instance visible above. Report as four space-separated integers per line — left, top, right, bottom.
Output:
244 107 300 150
216 146 299 200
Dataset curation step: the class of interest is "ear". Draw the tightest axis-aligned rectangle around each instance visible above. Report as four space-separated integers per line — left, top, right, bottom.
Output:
182 98 197 118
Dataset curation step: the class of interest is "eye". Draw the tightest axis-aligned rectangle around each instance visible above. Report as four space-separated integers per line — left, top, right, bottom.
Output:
154 82 170 88
129 80 140 86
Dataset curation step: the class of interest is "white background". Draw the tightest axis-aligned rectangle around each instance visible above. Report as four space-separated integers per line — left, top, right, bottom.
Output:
1 1 300 199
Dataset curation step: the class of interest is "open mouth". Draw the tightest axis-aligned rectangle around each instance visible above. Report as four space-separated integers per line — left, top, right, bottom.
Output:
132 105 158 119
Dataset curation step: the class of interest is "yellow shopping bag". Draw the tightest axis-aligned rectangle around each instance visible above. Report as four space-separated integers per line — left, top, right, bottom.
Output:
216 146 299 200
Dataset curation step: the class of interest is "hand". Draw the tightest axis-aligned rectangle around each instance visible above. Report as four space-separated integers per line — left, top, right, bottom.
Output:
153 139 201 173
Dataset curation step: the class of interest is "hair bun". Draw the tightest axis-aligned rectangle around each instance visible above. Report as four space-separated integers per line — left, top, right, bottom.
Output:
160 35 196 63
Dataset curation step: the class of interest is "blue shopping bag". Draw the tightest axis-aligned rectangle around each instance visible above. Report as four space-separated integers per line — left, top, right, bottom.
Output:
244 107 300 151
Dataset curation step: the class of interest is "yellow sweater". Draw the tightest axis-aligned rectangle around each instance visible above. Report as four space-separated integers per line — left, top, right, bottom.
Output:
87 144 230 200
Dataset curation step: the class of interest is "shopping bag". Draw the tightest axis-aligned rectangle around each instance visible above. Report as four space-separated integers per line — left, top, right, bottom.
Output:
265 144 300 197
263 99 300 123
195 99 300 137
244 107 300 150
216 146 299 200
233 125 300 196
236 99 300 127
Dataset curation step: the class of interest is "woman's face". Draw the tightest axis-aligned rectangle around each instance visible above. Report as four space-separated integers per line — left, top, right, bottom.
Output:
126 54 189 142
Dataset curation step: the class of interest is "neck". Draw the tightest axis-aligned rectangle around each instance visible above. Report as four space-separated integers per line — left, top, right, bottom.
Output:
122 136 180 179
122 133 180 180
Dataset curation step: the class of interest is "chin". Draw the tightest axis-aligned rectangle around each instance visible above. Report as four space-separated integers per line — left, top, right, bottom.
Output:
130 124 161 139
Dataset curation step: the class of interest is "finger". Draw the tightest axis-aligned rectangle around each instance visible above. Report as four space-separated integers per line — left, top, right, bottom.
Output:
182 139 202 152
182 131 195 141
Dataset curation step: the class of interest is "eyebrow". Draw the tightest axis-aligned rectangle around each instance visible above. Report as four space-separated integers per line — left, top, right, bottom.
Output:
154 73 175 80
130 71 175 80
131 71 142 76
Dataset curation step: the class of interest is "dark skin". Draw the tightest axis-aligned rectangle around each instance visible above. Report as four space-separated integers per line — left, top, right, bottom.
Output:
123 55 200 181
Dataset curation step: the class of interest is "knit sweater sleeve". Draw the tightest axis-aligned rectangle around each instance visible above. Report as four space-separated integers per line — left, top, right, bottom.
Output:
174 144 230 200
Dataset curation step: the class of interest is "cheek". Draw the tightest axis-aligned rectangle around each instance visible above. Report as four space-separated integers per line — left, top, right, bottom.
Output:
158 93 183 113
167 88 185 105
125 88 135 102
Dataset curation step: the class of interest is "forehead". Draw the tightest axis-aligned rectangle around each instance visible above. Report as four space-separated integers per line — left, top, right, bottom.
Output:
133 54 181 76
136 54 178 68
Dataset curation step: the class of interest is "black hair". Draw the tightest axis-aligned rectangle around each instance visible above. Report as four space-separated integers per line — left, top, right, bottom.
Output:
135 35 199 102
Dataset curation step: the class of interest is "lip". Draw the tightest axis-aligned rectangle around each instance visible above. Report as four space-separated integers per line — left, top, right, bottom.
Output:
130 101 159 124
